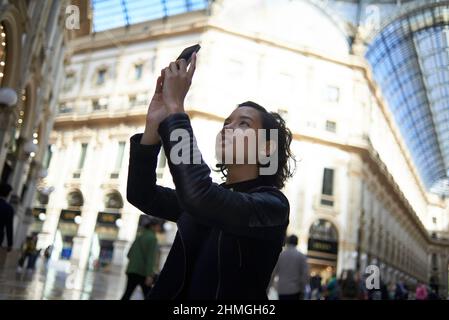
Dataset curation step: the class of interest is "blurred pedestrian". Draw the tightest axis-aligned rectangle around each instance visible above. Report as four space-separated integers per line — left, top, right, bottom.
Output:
43 245 53 267
17 234 38 271
394 281 408 300
325 272 340 300
428 287 440 300
121 218 162 300
387 282 396 300
415 283 428 300
0 183 14 252
310 272 323 300
340 269 359 300
271 235 309 300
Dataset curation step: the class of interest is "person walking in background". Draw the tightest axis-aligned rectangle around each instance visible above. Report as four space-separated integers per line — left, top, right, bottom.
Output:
427 287 440 300
43 245 53 268
0 183 14 252
310 272 323 300
121 218 163 300
17 234 38 271
325 272 340 300
394 280 409 300
340 270 359 300
415 283 428 300
272 235 309 300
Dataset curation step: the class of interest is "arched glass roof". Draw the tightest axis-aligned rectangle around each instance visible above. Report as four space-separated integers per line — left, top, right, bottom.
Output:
92 0 210 32
365 1 449 195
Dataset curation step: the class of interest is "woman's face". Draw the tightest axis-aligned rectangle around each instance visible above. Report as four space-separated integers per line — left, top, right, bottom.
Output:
215 106 264 165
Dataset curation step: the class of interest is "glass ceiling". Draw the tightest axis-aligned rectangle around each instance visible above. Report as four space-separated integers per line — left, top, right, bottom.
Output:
366 2 449 195
92 0 210 32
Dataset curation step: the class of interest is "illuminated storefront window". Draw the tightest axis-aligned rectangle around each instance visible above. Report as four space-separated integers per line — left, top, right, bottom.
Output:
88 191 123 270
307 219 339 283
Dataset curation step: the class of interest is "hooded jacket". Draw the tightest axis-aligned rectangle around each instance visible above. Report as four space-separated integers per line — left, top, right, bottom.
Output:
127 112 289 300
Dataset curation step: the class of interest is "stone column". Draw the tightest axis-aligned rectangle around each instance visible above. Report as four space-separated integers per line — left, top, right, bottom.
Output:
0 107 14 176
112 202 139 269
14 160 42 246
71 204 98 270
38 201 61 248
342 155 363 273
9 137 32 196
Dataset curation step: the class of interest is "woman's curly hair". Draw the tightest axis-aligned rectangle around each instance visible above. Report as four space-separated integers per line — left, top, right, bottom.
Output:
216 101 296 189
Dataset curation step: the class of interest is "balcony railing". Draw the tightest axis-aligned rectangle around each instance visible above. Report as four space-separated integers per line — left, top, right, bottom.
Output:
57 99 147 117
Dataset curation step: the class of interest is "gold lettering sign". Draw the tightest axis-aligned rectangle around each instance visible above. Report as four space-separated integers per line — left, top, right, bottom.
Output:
102 214 115 222
65 213 75 219
312 242 331 251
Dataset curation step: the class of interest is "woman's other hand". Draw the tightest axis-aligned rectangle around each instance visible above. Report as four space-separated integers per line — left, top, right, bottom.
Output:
162 52 197 114
141 72 167 145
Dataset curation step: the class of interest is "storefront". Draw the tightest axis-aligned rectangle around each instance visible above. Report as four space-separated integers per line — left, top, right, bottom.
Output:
57 209 81 260
92 211 121 270
53 190 84 259
88 191 123 271
29 190 50 236
30 207 46 236
307 219 339 283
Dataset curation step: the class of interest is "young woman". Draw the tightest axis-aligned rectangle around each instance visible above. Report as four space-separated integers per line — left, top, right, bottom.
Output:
127 52 295 299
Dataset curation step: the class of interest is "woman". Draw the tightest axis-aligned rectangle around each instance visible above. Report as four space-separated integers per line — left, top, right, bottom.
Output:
127 52 294 299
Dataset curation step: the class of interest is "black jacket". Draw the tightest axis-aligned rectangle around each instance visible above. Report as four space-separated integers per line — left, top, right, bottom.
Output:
127 113 289 300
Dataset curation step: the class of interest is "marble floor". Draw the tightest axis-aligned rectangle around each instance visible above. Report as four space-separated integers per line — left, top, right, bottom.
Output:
0 259 145 300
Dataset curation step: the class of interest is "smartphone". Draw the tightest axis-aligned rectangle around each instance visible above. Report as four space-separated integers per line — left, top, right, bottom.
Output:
177 44 201 64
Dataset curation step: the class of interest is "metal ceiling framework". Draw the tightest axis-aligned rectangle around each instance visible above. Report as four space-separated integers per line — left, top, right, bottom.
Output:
91 0 210 32
365 1 449 195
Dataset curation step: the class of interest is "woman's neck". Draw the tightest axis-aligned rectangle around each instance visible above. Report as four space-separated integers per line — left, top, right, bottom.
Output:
225 164 259 185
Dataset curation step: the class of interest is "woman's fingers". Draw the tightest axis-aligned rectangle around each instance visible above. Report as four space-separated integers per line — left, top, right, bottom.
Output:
155 76 163 94
169 61 178 74
177 59 187 73
187 52 197 81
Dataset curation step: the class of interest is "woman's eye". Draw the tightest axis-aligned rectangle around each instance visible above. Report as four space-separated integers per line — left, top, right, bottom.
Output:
240 121 250 127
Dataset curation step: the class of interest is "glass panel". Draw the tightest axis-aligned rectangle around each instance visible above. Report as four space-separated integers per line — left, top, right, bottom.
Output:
366 8 449 194
92 0 209 32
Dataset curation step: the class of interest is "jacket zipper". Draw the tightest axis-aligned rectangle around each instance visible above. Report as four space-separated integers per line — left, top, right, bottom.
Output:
215 230 222 299
173 228 187 299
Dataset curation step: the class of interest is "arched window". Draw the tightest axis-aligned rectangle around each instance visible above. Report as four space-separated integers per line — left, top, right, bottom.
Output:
307 219 339 270
67 190 83 207
309 219 338 242
104 191 123 209
37 191 49 206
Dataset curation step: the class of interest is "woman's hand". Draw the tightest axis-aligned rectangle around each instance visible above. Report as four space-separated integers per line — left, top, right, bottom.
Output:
141 72 168 145
162 52 197 114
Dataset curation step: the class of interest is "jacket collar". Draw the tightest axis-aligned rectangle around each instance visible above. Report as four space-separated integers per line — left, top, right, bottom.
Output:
221 176 272 192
